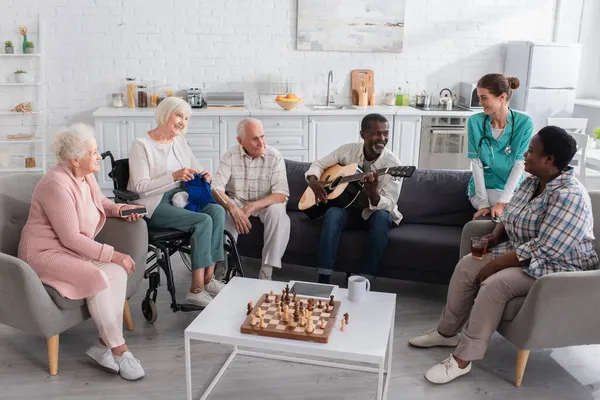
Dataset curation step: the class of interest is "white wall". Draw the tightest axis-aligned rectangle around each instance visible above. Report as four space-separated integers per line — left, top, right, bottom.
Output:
576 0 600 99
0 0 567 137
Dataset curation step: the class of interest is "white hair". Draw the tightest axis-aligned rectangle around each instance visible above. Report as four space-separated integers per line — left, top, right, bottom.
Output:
155 97 192 133
52 123 96 164
237 118 263 139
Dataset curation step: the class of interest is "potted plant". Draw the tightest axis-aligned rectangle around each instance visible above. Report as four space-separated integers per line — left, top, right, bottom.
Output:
594 127 600 148
14 70 27 84
5 40 14 54
24 41 34 54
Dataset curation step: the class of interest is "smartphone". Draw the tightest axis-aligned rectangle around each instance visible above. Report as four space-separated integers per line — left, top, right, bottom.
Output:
120 206 147 217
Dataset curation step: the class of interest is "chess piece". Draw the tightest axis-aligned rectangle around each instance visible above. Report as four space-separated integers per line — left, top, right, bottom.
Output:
259 314 266 329
344 312 349 324
265 293 270 303
255 308 261 318
275 294 279 303
326 304 333 312
247 302 253 316
285 284 290 296
318 300 323 309
250 313 257 327
249 300 253 309
306 318 314 333
270 290 274 295
292 292 297 303
320 319 326 329
282 305 290 322
341 318 346 331
277 304 283 318
329 295 335 306
294 307 300 322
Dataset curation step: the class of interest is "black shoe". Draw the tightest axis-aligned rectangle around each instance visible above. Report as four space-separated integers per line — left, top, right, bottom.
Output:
317 274 331 284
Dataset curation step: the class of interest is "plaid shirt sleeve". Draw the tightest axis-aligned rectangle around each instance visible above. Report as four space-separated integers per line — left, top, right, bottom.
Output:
212 151 232 193
270 152 289 196
516 189 589 271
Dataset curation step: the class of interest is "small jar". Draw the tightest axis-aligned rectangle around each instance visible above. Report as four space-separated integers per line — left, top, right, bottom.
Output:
137 84 148 108
126 77 136 108
112 93 124 108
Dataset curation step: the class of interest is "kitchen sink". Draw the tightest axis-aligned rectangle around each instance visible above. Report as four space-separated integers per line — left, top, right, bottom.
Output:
306 104 357 110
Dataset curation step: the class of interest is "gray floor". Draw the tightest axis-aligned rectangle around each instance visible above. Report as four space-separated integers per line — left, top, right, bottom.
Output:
1 256 600 400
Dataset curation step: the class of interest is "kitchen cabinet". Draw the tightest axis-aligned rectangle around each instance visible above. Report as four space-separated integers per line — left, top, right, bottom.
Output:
309 116 362 161
95 117 153 188
392 115 421 167
308 115 394 162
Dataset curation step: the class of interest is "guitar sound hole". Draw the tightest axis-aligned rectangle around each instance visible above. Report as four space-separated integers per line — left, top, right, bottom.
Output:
329 176 343 190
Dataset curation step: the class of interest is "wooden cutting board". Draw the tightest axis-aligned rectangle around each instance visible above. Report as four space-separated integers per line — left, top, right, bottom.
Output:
351 69 374 105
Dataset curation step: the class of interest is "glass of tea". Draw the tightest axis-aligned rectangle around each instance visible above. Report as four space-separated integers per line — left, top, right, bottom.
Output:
471 237 488 260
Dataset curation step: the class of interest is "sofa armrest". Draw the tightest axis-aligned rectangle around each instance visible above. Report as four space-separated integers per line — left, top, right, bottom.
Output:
0 252 74 337
95 217 148 298
460 220 495 258
498 269 600 350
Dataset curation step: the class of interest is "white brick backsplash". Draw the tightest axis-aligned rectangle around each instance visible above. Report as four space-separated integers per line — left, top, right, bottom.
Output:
0 0 581 141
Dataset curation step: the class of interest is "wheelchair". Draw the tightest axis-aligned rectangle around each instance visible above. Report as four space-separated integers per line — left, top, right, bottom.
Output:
101 151 244 323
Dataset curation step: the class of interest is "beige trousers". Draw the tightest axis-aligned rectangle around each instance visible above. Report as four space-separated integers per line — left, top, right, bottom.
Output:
437 253 536 361
87 261 128 348
225 202 290 269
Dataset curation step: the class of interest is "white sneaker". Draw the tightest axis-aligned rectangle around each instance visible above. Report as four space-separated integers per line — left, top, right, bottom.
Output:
408 328 460 348
85 345 119 373
185 288 212 307
115 351 145 381
205 279 225 297
424 354 471 384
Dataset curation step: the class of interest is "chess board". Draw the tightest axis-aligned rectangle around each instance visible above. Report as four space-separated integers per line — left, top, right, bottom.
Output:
240 293 341 343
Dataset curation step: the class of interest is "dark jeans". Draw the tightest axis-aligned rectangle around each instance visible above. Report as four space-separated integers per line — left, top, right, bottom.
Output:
316 207 393 279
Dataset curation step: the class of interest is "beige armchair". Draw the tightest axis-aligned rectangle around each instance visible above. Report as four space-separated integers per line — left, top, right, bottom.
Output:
0 173 148 375
459 190 600 387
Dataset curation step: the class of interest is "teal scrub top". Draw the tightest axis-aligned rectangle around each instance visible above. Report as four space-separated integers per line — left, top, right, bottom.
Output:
466 110 534 199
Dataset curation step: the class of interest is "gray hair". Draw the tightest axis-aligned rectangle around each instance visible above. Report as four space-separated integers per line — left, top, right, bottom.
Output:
237 118 263 139
155 97 192 133
52 123 96 164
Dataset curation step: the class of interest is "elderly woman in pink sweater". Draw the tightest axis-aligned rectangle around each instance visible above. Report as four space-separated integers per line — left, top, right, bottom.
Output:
18 124 145 381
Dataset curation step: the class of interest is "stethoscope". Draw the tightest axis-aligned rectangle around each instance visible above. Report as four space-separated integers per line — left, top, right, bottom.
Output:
477 109 515 169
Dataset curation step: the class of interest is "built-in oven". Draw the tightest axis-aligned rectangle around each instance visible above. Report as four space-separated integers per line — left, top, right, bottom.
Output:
419 116 470 170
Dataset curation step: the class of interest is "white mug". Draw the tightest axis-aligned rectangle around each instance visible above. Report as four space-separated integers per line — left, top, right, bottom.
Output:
348 275 370 302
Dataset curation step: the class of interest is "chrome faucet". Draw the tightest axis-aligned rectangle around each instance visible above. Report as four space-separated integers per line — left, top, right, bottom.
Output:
326 70 334 106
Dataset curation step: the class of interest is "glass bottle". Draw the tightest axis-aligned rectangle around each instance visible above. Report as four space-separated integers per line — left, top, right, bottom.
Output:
137 84 148 108
126 77 136 108
112 93 124 108
395 87 403 106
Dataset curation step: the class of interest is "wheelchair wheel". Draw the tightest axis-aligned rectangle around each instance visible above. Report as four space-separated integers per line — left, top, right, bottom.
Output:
141 298 158 324
179 246 192 272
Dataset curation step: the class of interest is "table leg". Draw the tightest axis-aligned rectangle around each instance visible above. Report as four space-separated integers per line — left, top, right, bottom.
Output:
383 311 395 399
186 336 192 400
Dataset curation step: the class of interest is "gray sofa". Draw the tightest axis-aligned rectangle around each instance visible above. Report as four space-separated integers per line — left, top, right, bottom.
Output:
236 160 474 284
0 173 148 376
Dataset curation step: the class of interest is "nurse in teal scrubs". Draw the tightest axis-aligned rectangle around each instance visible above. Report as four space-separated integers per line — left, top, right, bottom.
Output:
467 73 534 220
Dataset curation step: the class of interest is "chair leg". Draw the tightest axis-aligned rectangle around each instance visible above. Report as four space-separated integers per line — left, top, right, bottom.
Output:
47 334 59 376
123 300 134 331
514 349 530 387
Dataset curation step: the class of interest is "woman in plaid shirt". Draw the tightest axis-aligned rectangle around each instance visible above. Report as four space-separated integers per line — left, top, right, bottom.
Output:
409 126 599 384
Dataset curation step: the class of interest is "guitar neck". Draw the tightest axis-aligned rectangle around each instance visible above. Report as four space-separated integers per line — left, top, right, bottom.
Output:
340 168 390 184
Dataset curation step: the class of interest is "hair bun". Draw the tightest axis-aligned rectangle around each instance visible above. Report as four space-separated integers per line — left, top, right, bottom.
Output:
507 76 520 90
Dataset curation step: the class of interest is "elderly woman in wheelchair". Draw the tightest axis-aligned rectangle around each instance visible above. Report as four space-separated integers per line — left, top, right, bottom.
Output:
127 97 226 308
18 124 145 380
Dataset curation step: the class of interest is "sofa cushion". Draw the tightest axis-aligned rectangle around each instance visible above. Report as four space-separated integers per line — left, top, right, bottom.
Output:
398 169 473 226
284 159 311 212
502 297 526 321
45 285 85 310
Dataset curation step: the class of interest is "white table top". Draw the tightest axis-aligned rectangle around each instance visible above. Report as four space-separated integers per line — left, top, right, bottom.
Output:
185 277 396 364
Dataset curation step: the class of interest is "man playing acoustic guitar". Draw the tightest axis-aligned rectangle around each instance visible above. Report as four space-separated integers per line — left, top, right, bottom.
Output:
305 113 403 284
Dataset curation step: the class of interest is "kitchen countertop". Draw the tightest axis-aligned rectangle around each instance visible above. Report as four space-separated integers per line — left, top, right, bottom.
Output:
93 105 476 118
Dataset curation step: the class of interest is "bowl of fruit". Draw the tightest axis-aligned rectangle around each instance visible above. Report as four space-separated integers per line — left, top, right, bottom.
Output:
275 94 302 111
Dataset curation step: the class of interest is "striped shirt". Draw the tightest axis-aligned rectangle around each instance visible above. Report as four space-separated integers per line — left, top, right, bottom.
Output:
212 145 289 203
493 168 599 278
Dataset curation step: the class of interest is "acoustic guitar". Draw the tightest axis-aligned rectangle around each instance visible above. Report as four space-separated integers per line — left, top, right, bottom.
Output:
298 163 416 220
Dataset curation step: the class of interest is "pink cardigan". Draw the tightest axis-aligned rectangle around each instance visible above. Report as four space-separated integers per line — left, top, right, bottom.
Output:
18 165 125 299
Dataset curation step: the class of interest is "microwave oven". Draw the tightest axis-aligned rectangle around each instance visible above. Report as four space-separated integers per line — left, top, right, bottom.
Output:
458 82 482 109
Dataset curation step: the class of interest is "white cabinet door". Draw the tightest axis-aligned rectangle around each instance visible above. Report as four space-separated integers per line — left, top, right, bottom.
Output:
309 116 362 161
96 118 128 189
128 118 154 141
194 152 220 174
279 150 310 162
221 116 248 154
392 116 421 167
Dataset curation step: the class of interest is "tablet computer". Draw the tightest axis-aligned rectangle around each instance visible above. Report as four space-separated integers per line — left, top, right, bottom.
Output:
288 280 338 299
